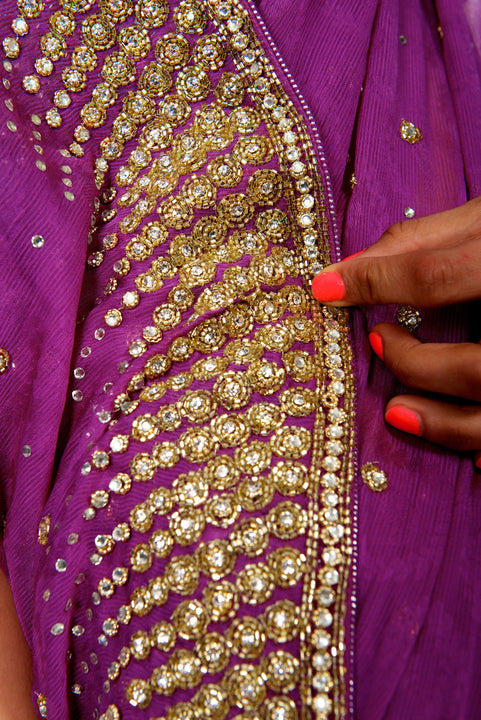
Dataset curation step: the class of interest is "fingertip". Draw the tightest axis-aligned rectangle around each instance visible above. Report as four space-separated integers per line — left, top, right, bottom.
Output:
385 405 422 436
474 451 481 470
368 330 384 361
312 271 345 302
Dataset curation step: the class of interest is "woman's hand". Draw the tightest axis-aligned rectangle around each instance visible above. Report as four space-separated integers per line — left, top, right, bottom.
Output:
311 196 481 463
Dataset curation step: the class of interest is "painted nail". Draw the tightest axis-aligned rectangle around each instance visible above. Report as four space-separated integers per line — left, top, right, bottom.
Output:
312 272 345 302
385 406 422 436
341 249 366 262
474 452 481 470
368 331 384 361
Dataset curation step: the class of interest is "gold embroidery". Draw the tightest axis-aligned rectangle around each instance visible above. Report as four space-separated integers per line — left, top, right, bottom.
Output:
4 0 357 717
361 462 388 492
400 118 422 144
0 348 11 374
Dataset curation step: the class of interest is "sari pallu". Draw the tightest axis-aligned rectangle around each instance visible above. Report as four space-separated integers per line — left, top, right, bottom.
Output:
0 1 480 719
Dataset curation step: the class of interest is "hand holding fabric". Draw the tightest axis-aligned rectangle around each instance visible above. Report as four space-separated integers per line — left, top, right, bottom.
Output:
311 196 481 462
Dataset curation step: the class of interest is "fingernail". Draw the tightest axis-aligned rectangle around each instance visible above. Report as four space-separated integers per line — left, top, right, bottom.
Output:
474 452 481 470
341 249 366 262
385 406 422 436
368 331 384 361
312 272 345 302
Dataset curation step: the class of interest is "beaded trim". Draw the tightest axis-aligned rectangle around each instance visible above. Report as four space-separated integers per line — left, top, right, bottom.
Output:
2 2 355 719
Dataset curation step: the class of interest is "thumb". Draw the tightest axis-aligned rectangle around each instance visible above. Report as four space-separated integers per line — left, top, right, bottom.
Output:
311 242 481 308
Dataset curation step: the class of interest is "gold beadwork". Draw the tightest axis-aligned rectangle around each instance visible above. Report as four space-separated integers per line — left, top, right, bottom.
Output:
5 1 357 716
400 119 422 144
361 462 388 492
0 348 11 373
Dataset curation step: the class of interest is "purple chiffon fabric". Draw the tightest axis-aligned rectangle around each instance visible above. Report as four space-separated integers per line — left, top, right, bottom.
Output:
256 1 481 717
0 1 480 719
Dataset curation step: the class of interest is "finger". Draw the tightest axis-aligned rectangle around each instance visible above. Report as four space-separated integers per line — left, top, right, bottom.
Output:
384 396 481 451
361 195 481 258
312 237 481 307
369 323 481 402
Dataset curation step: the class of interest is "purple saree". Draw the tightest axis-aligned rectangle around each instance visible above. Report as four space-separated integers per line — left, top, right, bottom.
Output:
0 1 480 719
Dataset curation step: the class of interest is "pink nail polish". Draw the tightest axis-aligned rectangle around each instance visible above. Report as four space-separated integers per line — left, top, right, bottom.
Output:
341 249 366 262
312 272 345 302
368 331 384 361
385 406 422 436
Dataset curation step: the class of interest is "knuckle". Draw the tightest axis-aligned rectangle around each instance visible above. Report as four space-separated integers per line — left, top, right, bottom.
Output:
352 263 386 304
442 420 477 451
381 224 401 245
465 356 481 400
388 345 417 387
411 254 457 302
469 196 481 240
383 218 421 246
443 424 467 449
433 405 481 451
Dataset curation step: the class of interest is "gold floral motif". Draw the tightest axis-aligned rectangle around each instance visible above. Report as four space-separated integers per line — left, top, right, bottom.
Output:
101 51 135 86
150 529 174 558
196 539 235 580
140 62 173 95
130 452 156 481
246 359 285 395
263 651 299 693
182 174 217 208
119 23 151 59
170 507 206 545
203 580 239 621
125 678 152 708
176 241 203 272
361 462 388 492
214 71 245 106
224 664 266 710
130 542 153 572
50 9 76 35
207 154 243 187
18 0 45 18
150 620 177 651
135 0 169 28
99 0 133 22
40 31 66 60
251 291 286 323
268 546 306 587
81 13 117 51
263 600 300 643
236 475 274 512
234 135 274 165
174 472 208 506
210 413 249 447
177 66 211 101
400 118 422 144
173 0 207 34
205 493 241 528
203 454 239 490
227 616 266 659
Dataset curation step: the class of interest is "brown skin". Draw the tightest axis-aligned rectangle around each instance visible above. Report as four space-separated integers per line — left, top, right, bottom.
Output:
313 195 481 453
0 568 38 719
